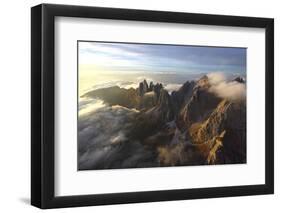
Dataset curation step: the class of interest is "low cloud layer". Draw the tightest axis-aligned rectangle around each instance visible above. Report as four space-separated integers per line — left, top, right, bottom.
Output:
164 83 183 93
78 99 157 170
207 72 246 101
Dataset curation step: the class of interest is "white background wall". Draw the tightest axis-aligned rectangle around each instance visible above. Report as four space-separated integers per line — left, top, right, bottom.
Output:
0 0 279 212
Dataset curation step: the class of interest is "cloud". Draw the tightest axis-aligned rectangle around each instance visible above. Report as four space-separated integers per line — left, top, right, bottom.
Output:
78 100 157 170
90 80 139 91
79 98 106 116
207 72 226 85
164 83 182 93
207 72 246 101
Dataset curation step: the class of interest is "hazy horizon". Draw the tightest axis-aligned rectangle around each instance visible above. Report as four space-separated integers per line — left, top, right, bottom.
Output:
78 41 246 96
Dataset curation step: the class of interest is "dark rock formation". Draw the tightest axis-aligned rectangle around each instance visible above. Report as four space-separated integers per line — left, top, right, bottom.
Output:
157 88 175 121
149 81 154 91
138 82 144 96
82 86 141 109
153 83 163 99
171 81 195 114
233 76 245 83
139 91 158 109
128 87 176 144
143 79 149 92
137 80 149 96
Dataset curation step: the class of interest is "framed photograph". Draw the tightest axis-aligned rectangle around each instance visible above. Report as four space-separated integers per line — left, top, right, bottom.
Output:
31 3 274 209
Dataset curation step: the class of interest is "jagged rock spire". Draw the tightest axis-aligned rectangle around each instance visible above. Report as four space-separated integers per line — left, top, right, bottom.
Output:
138 79 150 96
233 76 245 83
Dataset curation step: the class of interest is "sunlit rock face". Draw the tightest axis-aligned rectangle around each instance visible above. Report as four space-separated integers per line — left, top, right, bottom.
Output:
79 75 246 170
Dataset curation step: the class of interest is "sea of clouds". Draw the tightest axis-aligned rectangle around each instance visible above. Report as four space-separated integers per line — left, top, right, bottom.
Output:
78 98 157 170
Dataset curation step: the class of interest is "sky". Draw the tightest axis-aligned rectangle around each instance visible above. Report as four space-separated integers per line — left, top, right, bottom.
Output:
79 41 246 75
78 41 246 96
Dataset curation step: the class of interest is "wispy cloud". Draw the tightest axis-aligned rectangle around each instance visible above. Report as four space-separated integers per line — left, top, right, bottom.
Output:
79 41 246 75
207 72 246 101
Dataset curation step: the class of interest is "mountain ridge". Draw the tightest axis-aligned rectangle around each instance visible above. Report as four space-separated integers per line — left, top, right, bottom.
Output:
81 74 246 167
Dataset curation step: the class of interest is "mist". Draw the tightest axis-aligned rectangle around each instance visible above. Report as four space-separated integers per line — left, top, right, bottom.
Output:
78 99 158 170
207 72 246 101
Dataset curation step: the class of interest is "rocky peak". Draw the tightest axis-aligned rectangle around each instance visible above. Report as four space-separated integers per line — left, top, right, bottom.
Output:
233 76 245 83
138 82 144 96
149 81 154 91
144 88 175 123
158 88 170 106
138 79 149 96
153 83 163 99
157 88 174 121
176 76 222 130
195 75 210 89
171 81 195 114
179 81 196 93
143 79 149 92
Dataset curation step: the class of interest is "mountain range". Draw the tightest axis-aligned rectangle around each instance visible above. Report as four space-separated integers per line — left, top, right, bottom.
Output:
81 74 246 168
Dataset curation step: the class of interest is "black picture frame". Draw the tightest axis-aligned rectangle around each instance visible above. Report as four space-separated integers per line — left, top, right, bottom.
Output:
31 3 274 209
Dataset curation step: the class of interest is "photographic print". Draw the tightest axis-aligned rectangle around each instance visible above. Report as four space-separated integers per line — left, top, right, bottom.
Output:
31 5 274 208
78 41 246 170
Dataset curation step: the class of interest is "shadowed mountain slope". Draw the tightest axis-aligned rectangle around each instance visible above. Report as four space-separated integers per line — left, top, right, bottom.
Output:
79 75 246 170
